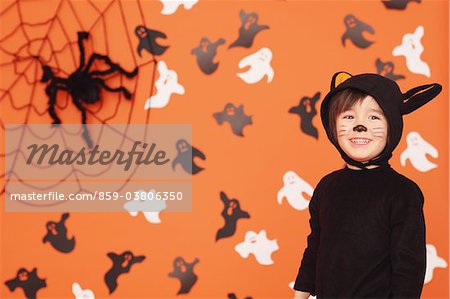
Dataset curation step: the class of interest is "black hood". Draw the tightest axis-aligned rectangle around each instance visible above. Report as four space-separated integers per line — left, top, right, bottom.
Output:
320 71 442 170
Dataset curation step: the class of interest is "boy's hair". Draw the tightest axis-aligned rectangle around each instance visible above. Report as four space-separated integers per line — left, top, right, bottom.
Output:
328 88 390 149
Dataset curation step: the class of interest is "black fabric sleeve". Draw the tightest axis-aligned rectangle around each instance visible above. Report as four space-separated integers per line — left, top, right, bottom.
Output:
389 182 427 299
293 180 321 296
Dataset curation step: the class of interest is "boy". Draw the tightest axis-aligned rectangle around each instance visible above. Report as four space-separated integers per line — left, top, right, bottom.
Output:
293 71 442 299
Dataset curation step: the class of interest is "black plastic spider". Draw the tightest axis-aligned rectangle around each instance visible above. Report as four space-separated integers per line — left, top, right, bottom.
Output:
41 31 138 148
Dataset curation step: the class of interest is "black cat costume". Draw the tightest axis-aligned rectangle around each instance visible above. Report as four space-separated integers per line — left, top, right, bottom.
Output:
293 71 442 298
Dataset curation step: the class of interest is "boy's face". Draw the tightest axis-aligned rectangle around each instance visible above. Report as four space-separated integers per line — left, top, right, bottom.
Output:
336 95 388 164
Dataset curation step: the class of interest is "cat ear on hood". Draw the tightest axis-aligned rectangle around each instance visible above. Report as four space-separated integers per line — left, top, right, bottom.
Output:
330 71 353 90
400 83 442 115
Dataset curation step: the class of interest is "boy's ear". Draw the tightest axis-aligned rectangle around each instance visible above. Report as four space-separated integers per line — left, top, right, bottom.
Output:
400 83 442 115
330 71 353 90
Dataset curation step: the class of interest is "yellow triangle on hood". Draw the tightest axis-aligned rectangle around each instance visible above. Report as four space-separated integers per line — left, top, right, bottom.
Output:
334 72 352 88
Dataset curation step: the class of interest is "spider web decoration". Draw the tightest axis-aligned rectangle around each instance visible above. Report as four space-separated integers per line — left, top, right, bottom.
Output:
0 0 161 197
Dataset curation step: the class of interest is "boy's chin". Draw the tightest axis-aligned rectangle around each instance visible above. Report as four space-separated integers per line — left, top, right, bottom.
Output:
345 153 376 163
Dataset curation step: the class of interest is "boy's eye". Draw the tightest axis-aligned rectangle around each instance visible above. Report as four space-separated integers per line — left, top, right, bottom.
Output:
343 115 381 120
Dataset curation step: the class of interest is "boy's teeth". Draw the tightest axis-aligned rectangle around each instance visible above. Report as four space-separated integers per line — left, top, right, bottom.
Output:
351 139 370 144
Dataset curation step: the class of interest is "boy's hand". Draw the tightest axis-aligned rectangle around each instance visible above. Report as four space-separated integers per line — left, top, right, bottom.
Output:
293 290 311 299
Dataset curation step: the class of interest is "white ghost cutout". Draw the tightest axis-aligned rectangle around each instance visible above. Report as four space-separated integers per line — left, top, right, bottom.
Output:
72 282 95 299
144 60 185 109
289 281 316 298
393 26 431 77
159 0 198 15
425 243 447 284
234 229 279 265
277 171 314 211
237 47 274 84
400 131 438 172
123 189 166 223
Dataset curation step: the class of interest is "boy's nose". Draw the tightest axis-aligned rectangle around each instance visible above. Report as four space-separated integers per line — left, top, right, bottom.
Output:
353 124 367 132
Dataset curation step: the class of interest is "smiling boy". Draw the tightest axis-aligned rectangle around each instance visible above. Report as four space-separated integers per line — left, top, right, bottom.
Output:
332 89 389 170
293 71 442 299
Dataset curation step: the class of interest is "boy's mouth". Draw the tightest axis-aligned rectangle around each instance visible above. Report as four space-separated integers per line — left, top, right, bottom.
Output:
349 138 372 145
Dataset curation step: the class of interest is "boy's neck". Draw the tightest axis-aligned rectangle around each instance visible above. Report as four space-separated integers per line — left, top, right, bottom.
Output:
346 163 380 170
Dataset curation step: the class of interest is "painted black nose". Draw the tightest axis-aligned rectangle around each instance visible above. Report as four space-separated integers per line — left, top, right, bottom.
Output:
353 125 367 132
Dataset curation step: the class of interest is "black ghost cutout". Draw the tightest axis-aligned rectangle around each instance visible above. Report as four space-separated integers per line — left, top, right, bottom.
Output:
375 58 405 81
382 0 421 10
43 213 75 253
216 191 250 241
229 9 269 49
5 268 46 299
289 92 321 139
41 31 138 148
191 37 225 75
135 25 169 56
213 103 253 137
341 14 375 49
168 257 199 295
104 251 145 294
172 139 205 175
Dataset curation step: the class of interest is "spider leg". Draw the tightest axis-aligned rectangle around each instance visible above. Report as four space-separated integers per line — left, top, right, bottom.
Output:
46 84 67 126
95 78 132 100
85 53 138 78
72 98 94 148
77 31 90 71
89 68 117 77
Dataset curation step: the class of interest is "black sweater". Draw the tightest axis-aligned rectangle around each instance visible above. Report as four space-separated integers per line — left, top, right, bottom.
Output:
293 164 427 299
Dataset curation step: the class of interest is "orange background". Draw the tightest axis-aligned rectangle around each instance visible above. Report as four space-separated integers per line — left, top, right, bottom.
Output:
0 0 448 298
